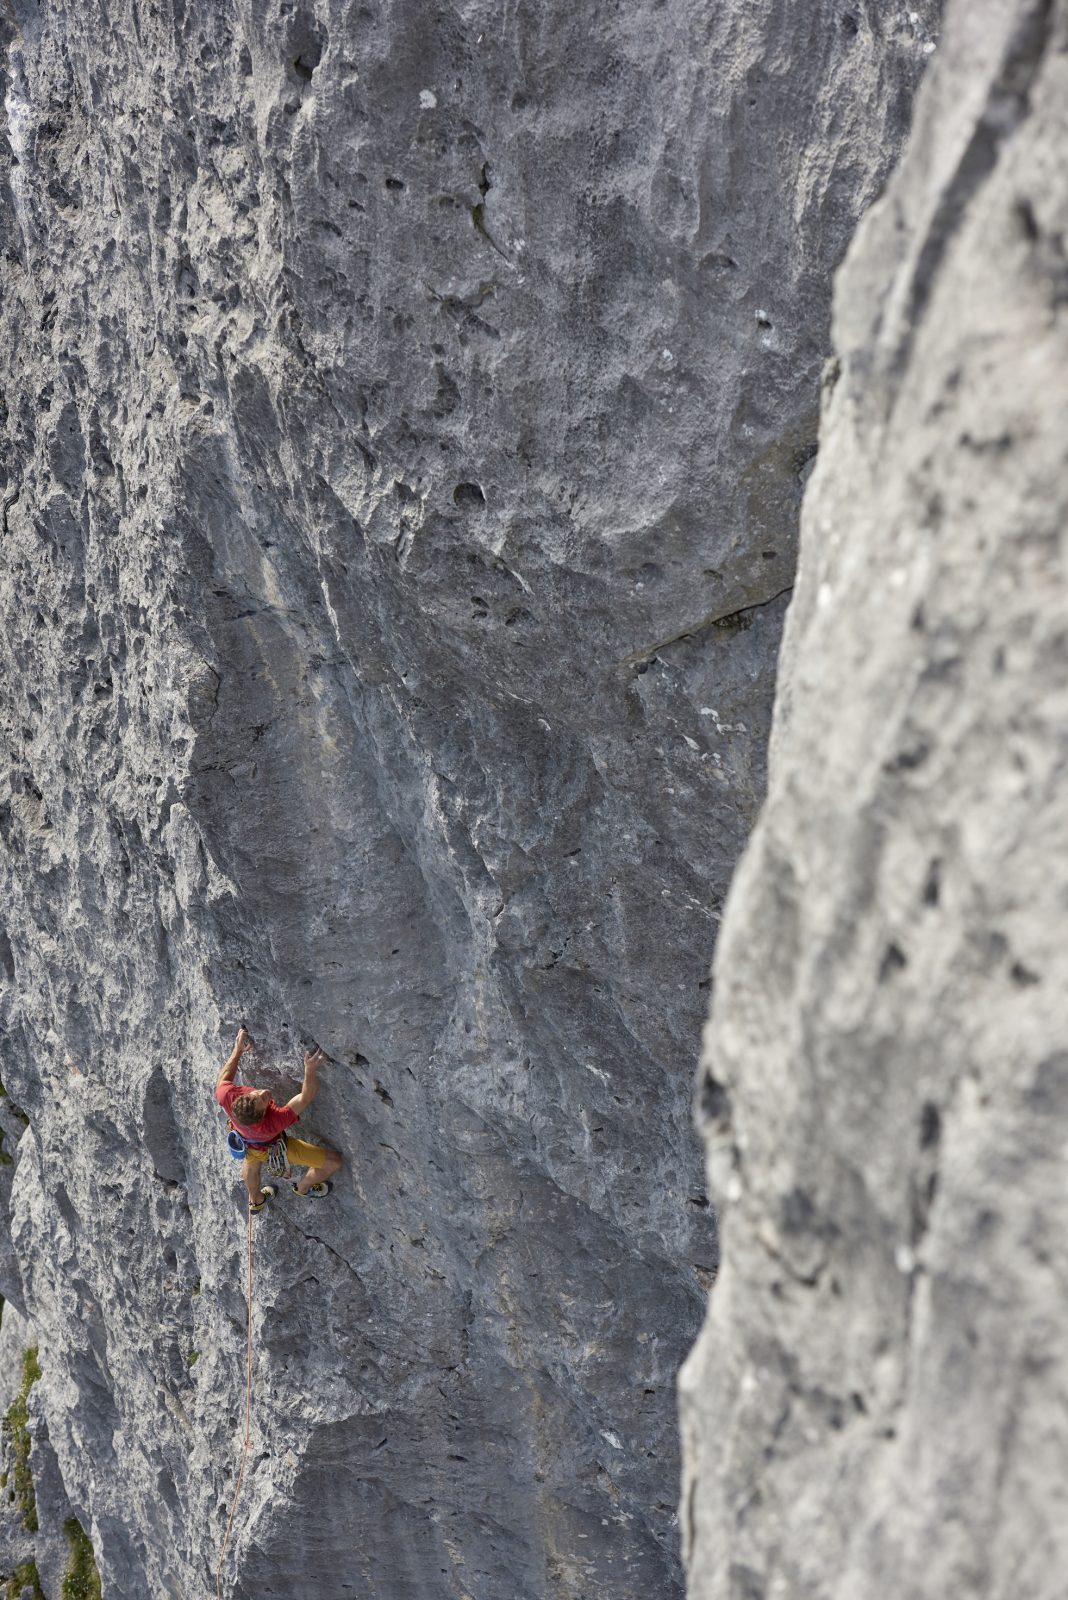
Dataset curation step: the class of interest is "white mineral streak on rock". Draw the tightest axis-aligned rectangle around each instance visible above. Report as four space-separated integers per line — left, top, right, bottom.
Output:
683 1 1068 1596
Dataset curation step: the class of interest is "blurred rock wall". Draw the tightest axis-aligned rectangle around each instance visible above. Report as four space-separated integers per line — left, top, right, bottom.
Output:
682 1 1068 1595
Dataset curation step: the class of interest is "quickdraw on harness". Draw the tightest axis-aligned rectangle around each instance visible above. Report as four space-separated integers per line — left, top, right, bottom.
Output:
225 1125 292 1181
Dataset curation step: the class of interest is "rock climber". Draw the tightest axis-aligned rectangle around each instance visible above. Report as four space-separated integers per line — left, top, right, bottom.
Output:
216 1025 342 1214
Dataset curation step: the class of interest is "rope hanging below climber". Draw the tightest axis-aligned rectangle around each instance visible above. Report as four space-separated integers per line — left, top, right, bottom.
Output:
213 1024 346 1593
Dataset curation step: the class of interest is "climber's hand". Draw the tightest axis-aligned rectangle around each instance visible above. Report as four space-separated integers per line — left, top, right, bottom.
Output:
218 1025 253 1088
287 1047 325 1115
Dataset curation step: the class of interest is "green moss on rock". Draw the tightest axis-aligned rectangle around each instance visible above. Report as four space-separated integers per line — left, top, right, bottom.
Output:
4 1559 45 1600
2 1348 42 1532
62 1517 102 1600
0 1081 29 1127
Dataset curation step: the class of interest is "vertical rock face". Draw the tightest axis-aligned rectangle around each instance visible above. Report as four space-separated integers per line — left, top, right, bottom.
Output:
682 1 1068 1596
0 2 935 1596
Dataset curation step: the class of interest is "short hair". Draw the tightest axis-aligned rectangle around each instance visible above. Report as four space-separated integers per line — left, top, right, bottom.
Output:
231 1092 266 1125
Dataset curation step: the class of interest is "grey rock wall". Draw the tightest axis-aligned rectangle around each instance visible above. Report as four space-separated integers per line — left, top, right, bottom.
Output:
0 1302 77 1600
0 1 934 1595
682 1 1068 1596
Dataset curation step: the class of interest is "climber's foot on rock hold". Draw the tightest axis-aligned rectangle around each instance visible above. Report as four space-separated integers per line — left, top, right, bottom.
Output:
293 1180 333 1198
249 1184 276 1214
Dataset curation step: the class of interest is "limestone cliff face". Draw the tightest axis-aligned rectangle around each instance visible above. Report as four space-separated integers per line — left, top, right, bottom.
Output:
0 2 934 1595
682 0 1068 1595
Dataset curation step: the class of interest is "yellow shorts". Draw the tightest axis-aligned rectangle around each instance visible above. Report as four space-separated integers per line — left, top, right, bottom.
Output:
244 1135 326 1168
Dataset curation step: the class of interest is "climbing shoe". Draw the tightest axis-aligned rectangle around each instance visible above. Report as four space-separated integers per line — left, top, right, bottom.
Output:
249 1185 276 1214
292 1181 333 1198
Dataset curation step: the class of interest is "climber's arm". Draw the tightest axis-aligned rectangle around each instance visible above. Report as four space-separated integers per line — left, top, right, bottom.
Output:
216 1025 252 1089
285 1046 325 1115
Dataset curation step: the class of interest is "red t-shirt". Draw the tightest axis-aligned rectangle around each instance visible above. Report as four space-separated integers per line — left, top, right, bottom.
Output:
216 1082 297 1144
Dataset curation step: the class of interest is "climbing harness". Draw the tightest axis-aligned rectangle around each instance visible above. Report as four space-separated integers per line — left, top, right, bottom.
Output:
225 1126 293 1181
215 1204 255 1598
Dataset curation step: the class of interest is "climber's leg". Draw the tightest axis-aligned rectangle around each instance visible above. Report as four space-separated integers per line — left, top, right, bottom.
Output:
243 1151 268 1206
296 1149 341 1195
285 1135 342 1196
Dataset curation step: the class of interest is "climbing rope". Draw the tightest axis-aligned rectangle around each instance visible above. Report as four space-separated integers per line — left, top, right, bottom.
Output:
215 1204 255 1598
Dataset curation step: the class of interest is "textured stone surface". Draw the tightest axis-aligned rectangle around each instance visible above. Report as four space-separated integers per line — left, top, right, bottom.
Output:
0 2 934 1595
682 1 1068 1596
0 1302 75 1600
